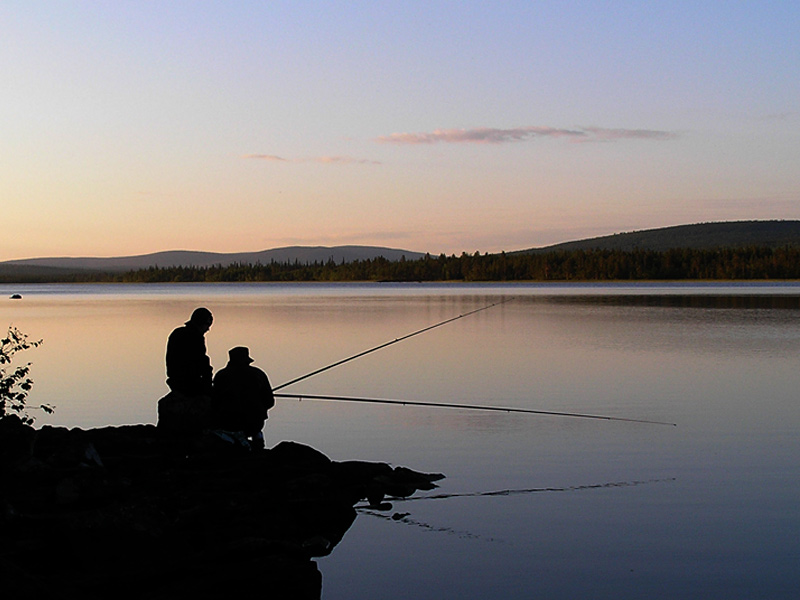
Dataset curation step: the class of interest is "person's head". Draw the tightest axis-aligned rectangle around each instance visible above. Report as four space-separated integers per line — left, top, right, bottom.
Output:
187 307 213 333
228 346 254 365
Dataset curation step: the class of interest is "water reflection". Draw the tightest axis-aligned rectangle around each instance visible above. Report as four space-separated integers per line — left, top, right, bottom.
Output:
547 293 800 309
2 283 800 599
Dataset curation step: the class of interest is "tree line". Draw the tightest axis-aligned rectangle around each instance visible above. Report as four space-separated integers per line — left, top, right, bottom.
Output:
20 246 800 283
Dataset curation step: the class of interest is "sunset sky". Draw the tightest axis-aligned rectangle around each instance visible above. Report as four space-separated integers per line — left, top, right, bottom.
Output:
3 1 798 261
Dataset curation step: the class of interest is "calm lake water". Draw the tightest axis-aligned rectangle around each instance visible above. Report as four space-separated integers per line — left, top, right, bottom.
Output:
2 282 799 599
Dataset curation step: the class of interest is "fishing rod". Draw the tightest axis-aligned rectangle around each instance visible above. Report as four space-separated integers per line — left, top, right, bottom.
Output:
274 392 677 426
272 297 514 392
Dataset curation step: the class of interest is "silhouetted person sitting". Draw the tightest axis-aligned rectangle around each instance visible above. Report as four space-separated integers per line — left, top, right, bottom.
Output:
213 347 275 450
166 307 213 396
159 308 214 434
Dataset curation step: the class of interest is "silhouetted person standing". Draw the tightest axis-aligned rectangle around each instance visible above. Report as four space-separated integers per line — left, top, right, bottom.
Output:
166 307 214 396
213 346 274 450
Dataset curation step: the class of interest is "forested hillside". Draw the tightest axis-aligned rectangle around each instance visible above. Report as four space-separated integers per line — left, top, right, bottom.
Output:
525 220 800 252
5 222 800 283
6 246 800 283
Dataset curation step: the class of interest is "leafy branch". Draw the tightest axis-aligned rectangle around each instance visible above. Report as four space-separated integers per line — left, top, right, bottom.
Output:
1 326 52 425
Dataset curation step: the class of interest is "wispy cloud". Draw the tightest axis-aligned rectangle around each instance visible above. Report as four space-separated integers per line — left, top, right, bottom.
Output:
315 156 381 165
756 112 795 122
242 154 289 162
376 127 583 144
579 127 678 142
243 154 381 165
375 126 676 145
268 230 419 250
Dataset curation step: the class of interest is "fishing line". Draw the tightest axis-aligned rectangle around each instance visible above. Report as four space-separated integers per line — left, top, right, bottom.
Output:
355 478 676 541
355 510 497 542
385 477 677 503
272 296 514 392
274 392 677 426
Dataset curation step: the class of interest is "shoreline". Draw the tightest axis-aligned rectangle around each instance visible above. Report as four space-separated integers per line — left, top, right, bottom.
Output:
0 418 444 599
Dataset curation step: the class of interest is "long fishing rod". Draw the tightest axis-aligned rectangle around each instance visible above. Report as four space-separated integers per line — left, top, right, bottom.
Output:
272 297 514 392
274 392 677 426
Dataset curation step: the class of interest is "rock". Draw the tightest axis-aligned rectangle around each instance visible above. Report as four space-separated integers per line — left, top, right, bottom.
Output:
156 391 213 434
0 414 36 467
0 420 444 599
271 439 332 468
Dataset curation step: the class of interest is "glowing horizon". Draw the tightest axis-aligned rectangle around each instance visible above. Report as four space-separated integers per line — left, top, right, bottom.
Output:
2 2 798 261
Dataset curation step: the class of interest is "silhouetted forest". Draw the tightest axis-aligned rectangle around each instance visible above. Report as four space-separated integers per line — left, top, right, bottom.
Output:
525 220 800 253
9 246 800 283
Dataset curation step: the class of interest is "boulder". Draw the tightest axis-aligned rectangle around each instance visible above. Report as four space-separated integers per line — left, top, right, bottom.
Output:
0 419 444 599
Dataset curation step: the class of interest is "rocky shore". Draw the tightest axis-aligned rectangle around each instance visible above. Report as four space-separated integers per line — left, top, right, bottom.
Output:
0 416 444 599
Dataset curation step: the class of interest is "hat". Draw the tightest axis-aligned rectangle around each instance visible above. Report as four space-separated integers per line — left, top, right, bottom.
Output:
228 346 254 364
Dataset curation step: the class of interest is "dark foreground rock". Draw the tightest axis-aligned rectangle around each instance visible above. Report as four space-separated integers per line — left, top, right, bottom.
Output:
0 416 444 599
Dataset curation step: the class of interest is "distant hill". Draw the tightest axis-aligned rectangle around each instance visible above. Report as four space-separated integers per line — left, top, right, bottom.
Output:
0 246 426 278
518 221 800 253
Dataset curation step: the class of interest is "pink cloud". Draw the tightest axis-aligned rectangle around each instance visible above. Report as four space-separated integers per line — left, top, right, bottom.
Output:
375 126 676 145
314 156 381 165
242 154 289 161
243 154 380 165
579 127 677 142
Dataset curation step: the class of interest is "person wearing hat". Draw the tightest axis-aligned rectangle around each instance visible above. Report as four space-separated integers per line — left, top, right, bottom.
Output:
212 346 275 449
165 307 214 397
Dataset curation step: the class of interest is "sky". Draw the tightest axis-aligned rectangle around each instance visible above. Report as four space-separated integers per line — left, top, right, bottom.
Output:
2 1 799 260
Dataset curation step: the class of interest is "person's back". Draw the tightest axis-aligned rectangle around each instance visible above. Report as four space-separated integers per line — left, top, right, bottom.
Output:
165 308 213 396
213 347 275 445
159 307 214 434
